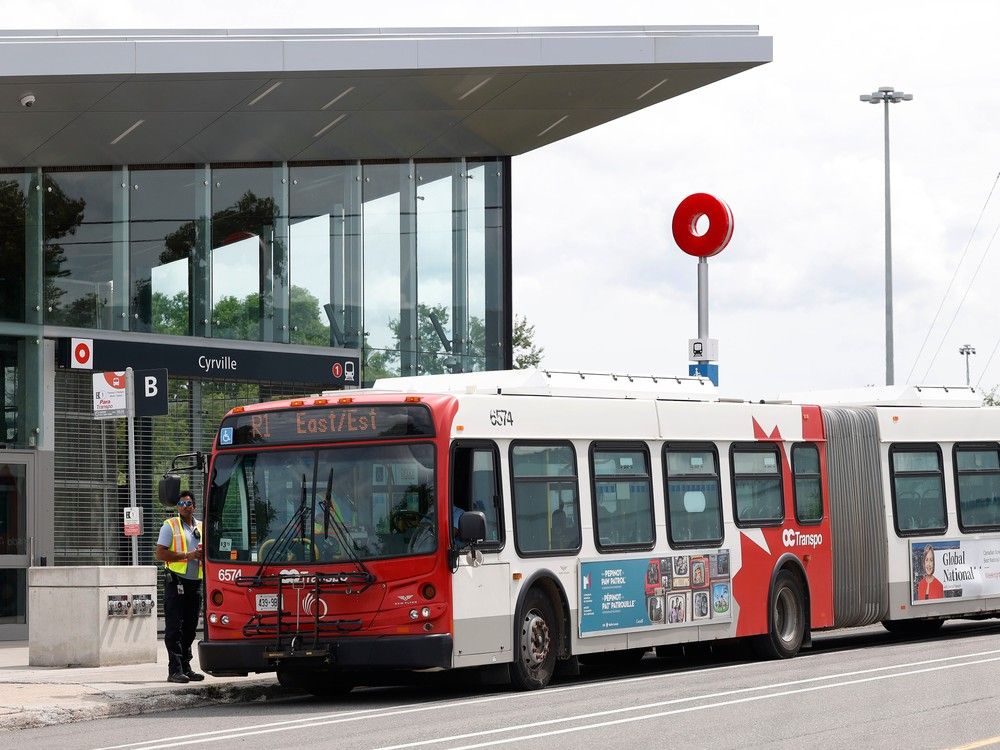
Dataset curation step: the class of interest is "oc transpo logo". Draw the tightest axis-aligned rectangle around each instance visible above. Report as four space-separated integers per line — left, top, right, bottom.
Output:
782 529 824 548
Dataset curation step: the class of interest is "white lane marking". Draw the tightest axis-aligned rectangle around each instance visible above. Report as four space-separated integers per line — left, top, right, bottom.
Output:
440 655 1000 750
95 647 1000 750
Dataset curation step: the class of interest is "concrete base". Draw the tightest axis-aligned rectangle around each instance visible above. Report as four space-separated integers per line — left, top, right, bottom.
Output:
28 566 158 667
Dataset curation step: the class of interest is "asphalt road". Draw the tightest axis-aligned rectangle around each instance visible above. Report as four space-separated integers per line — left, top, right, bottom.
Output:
10 621 1000 750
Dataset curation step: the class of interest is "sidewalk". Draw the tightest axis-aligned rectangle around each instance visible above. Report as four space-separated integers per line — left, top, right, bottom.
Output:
0 641 282 731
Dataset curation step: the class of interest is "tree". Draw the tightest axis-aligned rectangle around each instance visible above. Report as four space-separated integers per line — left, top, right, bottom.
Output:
512 315 544 369
984 388 998 407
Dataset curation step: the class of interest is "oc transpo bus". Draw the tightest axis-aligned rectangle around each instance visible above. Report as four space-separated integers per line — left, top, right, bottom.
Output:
159 369 1000 695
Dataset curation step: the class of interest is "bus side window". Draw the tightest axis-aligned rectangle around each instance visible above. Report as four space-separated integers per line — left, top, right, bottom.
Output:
451 443 504 547
664 444 724 547
731 444 784 527
954 444 1000 532
511 443 581 556
590 444 655 551
792 443 823 525
890 445 947 535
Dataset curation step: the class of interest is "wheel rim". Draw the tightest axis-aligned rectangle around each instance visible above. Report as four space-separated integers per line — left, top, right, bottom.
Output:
775 587 799 645
521 609 551 668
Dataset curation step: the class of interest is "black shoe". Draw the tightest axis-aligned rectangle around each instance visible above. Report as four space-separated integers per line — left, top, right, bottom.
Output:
184 670 205 682
167 673 190 684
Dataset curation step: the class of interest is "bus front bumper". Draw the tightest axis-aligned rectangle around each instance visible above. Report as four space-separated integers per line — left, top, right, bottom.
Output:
198 634 453 676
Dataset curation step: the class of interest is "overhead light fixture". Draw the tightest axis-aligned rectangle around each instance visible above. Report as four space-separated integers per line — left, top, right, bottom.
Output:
313 114 347 138
636 78 669 101
110 119 145 145
537 115 568 138
459 75 494 101
321 86 355 110
247 81 282 107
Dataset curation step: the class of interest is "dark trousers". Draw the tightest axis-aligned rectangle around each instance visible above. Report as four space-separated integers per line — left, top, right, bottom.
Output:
163 571 202 674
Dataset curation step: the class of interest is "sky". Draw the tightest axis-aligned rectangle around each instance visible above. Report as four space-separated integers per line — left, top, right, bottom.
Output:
7 0 1000 396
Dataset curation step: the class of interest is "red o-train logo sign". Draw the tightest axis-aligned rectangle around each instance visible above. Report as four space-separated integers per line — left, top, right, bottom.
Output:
672 193 734 258
70 337 94 370
332 362 344 379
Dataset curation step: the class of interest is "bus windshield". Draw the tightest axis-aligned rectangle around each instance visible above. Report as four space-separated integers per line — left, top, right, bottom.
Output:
207 443 437 564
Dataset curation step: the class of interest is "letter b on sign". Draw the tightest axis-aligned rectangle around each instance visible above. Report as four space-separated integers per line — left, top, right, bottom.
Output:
135 368 168 417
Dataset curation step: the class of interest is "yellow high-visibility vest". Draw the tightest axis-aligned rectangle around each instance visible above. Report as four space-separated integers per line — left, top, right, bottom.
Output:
163 516 203 579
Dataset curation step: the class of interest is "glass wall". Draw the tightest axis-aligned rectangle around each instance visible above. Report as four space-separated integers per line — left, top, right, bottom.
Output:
130 167 198 335
5 158 507 382
43 169 117 329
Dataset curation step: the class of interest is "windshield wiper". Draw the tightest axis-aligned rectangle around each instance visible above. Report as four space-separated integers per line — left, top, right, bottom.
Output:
318 467 373 582
250 474 310 583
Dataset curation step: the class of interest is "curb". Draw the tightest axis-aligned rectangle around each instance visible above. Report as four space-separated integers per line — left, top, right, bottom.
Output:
0 678 287 732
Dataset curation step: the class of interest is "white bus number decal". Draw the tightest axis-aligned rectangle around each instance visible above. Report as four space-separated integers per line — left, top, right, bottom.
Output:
217 568 240 582
489 409 514 427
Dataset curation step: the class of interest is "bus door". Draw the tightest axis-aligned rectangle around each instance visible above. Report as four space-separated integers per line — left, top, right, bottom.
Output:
449 442 511 667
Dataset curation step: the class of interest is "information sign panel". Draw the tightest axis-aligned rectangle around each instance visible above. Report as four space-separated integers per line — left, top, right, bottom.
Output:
93 371 127 419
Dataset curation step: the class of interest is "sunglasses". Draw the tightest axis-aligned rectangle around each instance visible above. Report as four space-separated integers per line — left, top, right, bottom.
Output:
177 500 194 508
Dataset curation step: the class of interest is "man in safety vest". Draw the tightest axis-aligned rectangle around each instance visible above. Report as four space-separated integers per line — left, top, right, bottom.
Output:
155 490 205 683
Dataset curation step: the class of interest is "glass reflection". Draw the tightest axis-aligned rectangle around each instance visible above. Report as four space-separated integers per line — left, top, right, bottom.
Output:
211 166 277 341
0 172 28 323
0 338 21 446
130 168 196 334
363 164 404 379
416 162 456 374
43 169 116 329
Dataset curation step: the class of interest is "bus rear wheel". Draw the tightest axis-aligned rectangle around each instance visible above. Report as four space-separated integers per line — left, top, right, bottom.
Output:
510 588 558 691
752 570 806 660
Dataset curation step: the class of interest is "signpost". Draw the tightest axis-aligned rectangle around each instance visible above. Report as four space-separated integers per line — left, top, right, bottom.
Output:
92 367 169 565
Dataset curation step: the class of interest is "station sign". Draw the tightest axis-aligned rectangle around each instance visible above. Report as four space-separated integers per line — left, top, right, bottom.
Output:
92 371 127 419
123 507 142 537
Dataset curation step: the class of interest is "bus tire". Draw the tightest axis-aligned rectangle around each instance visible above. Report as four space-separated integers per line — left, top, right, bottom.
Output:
752 570 806 660
510 587 558 691
882 618 944 637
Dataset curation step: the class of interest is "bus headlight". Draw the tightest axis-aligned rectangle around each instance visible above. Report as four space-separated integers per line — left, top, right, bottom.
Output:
421 607 431 618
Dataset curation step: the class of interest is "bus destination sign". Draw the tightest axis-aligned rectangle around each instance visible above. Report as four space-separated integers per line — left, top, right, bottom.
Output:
218 404 435 447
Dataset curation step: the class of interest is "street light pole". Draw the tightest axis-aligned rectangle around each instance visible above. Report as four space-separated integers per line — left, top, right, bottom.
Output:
860 86 912 386
959 344 976 386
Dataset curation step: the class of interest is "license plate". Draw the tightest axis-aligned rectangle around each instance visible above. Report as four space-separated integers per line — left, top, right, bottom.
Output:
256 594 279 612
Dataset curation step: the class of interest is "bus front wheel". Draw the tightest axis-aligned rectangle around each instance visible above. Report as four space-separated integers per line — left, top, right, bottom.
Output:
510 588 558 691
752 570 806 660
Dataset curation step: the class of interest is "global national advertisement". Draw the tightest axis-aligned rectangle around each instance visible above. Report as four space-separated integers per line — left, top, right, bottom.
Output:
910 538 1000 604
579 551 732 636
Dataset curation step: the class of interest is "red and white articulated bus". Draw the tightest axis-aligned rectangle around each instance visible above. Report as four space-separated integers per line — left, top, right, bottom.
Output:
159 370 1000 695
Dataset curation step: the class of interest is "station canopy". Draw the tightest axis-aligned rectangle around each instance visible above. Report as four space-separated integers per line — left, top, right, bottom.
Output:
0 26 771 166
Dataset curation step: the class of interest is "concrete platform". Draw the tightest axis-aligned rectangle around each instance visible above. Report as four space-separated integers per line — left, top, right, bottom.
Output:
0 640 280 731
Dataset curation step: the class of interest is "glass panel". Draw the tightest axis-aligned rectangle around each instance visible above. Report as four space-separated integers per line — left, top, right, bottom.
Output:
0 569 26 624
472 449 501 542
0 463 27 554
0 172 29 322
893 451 940 473
593 450 647 477
594 479 653 546
0 338 21 446
206 443 436 562
794 478 823 523
416 162 456 374
211 166 276 341
512 445 575 478
130 168 196 335
363 163 403 369
466 163 487 371
734 477 783 523
894 475 946 531
957 449 1000 471
513 479 579 553
43 169 116 328
958 474 1000 528
668 478 723 544
666 450 717 476
793 445 820 475
288 164 363 348
733 451 779 475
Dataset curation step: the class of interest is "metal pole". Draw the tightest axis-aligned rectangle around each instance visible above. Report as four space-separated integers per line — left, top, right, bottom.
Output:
697 257 709 367
125 367 138 566
883 98 894 386
966 351 971 386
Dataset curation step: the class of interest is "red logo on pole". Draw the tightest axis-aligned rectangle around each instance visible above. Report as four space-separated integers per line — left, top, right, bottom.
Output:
70 338 94 369
332 362 344 379
672 193 734 258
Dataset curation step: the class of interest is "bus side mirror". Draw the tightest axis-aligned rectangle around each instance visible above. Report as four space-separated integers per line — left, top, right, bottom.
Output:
159 475 181 507
458 511 487 545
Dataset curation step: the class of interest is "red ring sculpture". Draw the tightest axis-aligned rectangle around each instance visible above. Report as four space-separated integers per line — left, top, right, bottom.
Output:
672 193 734 258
